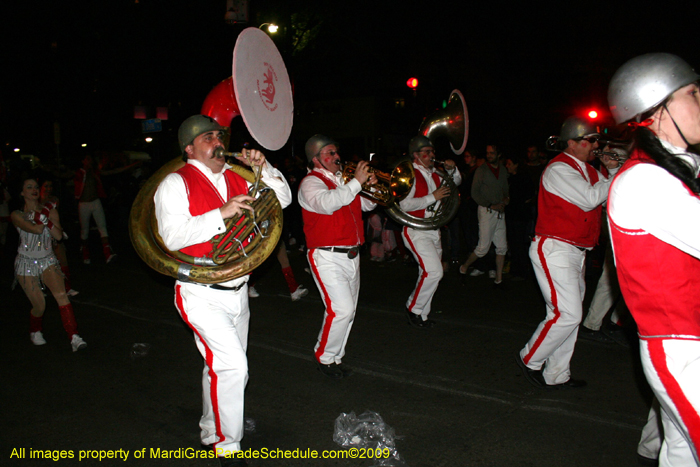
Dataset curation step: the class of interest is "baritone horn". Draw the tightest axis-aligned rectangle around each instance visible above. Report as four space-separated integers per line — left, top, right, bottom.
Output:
129 27 293 284
384 89 468 230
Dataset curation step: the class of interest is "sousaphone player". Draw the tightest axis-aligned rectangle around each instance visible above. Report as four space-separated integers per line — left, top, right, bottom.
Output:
145 28 293 467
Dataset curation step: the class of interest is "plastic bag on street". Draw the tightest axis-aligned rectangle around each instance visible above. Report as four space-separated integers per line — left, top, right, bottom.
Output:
333 411 407 467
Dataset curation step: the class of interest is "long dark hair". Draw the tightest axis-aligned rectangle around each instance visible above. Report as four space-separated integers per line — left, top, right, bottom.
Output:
633 127 700 194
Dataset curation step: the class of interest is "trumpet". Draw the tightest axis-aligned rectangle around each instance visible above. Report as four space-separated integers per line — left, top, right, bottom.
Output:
336 160 415 206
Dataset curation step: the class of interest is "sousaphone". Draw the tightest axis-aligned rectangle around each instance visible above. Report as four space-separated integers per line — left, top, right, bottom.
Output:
129 28 293 283
385 89 468 230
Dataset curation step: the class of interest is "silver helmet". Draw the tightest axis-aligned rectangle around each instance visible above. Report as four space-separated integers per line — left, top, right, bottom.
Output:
559 116 599 142
305 134 337 162
408 135 434 155
608 53 700 124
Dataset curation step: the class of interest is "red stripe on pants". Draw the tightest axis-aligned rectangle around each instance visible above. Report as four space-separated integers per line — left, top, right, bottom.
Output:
524 237 561 365
647 339 700 452
175 284 226 447
308 250 336 362
403 227 427 312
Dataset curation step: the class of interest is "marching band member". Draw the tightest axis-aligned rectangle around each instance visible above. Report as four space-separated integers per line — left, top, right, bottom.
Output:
400 136 461 328
154 115 291 466
298 135 376 379
606 53 700 467
517 116 618 389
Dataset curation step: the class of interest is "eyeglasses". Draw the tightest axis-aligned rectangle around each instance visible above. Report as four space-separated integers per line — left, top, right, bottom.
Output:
320 150 339 157
577 136 599 144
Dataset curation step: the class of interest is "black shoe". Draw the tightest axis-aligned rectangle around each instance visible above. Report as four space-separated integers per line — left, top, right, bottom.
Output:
219 456 247 467
317 362 343 379
637 454 659 467
406 309 434 328
578 326 616 344
514 351 547 389
548 378 587 390
336 363 354 377
601 324 631 348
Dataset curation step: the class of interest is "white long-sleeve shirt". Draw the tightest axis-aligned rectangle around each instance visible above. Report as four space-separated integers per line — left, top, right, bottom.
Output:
154 159 291 252
608 142 700 259
542 152 617 211
298 167 376 215
399 163 462 214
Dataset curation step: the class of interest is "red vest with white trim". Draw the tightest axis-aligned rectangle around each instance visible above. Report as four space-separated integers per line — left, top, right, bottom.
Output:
535 153 602 248
301 171 364 249
609 149 700 338
407 167 442 218
74 168 107 199
176 163 248 258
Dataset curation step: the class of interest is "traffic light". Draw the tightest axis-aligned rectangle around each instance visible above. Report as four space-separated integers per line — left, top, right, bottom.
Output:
406 77 419 90
587 109 599 119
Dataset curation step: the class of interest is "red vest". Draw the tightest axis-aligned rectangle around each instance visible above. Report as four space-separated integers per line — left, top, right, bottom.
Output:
74 168 107 199
176 163 248 258
407 168 442 218
535 153 602 248
301 171 364 249
609 150 700 338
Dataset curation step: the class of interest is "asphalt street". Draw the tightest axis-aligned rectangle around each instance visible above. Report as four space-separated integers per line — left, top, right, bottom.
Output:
1 223 653 467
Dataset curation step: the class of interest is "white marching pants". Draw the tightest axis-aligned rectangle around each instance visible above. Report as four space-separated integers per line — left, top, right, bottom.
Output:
640 338 700 467
582 241 627 330
78 199 109 239
174 281 250 455
638 399 662 461
402 227 443 320
521 236 586 385
307 248 360 365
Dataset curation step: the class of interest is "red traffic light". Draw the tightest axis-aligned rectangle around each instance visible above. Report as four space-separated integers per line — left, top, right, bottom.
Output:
587 109 599 119
406 77 419 90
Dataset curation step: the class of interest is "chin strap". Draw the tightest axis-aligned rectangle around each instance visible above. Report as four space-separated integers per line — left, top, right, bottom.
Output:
663 103 693 148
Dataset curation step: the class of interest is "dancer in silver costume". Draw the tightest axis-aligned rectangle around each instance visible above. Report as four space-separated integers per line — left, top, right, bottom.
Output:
11 177 87 352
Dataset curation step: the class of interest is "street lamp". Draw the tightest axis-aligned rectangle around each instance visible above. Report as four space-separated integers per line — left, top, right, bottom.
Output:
259 23 278 34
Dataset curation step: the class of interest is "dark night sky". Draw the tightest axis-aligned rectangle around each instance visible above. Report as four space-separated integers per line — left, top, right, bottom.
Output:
2 0 699 160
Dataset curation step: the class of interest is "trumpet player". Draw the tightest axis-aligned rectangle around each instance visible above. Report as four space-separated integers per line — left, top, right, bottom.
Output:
516 116 618 390
400 136 461 328
298 135 377 379
154 115 292 465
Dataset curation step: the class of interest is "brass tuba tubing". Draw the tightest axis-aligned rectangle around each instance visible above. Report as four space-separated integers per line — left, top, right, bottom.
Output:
213 147 243 162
